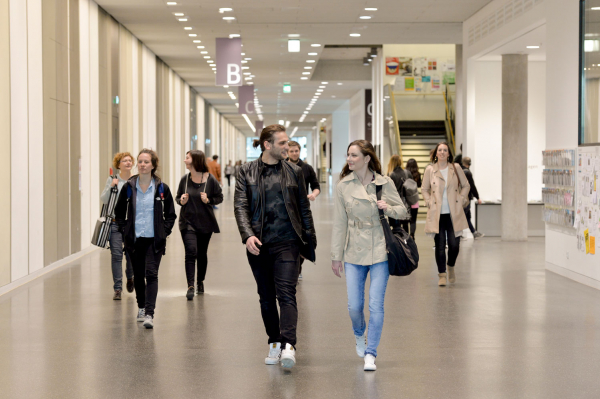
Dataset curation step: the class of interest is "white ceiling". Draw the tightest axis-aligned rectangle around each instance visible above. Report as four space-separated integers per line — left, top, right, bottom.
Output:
95 0 493 134
477 24 546 62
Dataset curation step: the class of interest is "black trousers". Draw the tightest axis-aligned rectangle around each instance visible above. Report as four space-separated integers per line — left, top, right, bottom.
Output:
396 208 419 239
464 205 476 234
247 240 300 348
225 174 231 187
128 238 163 316
181 230 213 287
434 214 460 273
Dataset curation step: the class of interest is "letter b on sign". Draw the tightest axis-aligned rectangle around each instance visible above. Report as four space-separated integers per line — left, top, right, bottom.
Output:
227 64 241 85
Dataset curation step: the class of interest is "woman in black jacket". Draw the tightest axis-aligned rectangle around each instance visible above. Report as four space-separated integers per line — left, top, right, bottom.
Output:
405 158 422 240
114 149 177 329
386 155 412 233
176 150 223 299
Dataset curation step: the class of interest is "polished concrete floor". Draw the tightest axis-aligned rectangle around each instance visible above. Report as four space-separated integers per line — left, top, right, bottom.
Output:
2 185 600 398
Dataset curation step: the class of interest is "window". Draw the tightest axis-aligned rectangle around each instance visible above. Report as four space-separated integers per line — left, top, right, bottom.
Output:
580 0 600 144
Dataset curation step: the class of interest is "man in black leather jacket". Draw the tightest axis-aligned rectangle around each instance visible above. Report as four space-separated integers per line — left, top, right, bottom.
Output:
234 124 316 370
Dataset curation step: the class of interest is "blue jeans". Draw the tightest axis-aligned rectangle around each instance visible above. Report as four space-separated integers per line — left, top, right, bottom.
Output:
345 261 390 357
109 222 133 291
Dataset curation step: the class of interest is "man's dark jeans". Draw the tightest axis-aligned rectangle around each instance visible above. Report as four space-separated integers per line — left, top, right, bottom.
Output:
464 204 476 234
247 240 300 348
127 237 163 317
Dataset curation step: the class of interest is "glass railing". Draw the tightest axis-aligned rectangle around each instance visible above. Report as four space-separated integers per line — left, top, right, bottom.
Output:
384 84 403 163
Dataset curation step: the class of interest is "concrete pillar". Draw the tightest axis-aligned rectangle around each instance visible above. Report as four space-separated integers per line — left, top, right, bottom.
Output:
455 44 464 152
501 54 528 241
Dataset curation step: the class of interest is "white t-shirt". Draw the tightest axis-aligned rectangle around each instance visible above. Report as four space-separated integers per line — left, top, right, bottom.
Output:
440 167 450 214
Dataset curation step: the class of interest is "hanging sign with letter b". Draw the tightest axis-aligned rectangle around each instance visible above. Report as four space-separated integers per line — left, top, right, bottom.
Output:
216 38 242 86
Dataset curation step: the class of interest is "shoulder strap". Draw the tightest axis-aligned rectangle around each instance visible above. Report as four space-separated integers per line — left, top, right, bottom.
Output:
127 184 132 200
185 173 189 194
452 163 462 190
159 182 165 200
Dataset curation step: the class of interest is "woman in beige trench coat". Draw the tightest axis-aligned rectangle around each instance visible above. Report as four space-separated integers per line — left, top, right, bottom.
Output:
331 140 407 372
422 142 470 286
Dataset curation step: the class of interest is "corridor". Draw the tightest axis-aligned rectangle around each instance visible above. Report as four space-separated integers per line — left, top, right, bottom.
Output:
1 187 599 398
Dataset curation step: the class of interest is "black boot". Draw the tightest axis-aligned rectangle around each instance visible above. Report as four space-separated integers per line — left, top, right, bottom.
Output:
197 282 204 294
186 286 194 300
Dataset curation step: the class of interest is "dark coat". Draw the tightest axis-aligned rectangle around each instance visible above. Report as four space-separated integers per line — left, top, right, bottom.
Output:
294 159 321 193
175 173 223 232
234 155 317 251
461 165 480 200
114 175 177 254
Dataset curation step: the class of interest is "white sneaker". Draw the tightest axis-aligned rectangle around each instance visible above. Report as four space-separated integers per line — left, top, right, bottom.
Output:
280 343 296 369
143 315 154 329
265 343 281 365
298 274 303 280
137 308 145 322
355 333 367 358
364 354 376 371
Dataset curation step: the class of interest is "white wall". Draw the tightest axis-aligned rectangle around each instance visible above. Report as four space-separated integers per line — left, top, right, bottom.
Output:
528 62 546 202
349 89 365 142
332 101 350 181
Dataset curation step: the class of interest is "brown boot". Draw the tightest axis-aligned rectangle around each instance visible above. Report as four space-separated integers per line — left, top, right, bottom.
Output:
448 267 456 283
113 290 122 300
438 273 447 286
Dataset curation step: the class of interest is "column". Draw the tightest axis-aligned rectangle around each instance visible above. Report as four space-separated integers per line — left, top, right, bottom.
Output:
501 54 528 241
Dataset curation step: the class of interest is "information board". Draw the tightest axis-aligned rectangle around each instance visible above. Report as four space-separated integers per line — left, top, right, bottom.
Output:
575 146 600 255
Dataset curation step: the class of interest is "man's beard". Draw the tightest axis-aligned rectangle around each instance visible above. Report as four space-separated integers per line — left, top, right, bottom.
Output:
289 157 299 164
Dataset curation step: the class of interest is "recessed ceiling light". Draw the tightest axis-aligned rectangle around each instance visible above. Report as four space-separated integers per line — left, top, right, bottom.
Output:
337 82 343 85
201 51 208 54
306 60 315 63
242 60 248 63
179 18 188 21
317 89 323 92
208 60 214 63
193 40 201 43
304 66 312 69
223 16 235 20
204 56 211 59
288 34 300 38
526 45 540 49
167 2 177 5
174 12 184 16
230 34 240 38
243 72 251 75
288 39 300 52
302 72 310 75
311 44 321 47
242 66 249 69
360 16 371 19
184 27 192 30
301 77 308 80
321 82 328 84
350 33 361 37
220 8 233 12
592 7 600 10
331 95 336 98
197 46 205 49
365 7 377 11
212 68 216 70
189 34 197 37
308 52 318 56
319 85 325 88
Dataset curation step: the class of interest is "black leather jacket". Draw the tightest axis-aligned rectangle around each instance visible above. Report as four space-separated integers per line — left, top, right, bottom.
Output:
234 155 317 250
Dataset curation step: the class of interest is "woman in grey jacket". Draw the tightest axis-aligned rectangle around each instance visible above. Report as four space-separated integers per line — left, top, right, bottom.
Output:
100 152 134 300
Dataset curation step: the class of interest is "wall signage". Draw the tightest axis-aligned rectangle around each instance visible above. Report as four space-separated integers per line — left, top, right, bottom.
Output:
216 38 242 86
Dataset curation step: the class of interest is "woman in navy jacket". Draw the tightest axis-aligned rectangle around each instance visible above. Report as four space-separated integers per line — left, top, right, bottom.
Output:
114 149 177 329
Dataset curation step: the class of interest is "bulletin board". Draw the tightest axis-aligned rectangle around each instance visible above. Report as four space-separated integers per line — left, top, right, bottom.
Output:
575 146 600 255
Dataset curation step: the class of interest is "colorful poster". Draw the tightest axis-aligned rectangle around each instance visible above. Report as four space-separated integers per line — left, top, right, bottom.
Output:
432 75 441 90
386 57 400 75
404 77 415 91
398 57 413 76
422 76 431 83
585 229 590 254
591 236 596 255
413 57 427 77
443 71 456 85
428 59 437 71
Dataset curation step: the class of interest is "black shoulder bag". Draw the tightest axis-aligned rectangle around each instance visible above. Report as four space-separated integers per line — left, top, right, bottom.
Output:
376 184 419 276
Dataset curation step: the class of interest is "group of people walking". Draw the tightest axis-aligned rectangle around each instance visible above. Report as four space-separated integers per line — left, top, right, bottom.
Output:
99 124 482 372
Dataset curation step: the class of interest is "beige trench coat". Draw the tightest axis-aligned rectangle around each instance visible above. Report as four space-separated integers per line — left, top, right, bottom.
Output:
421 163 470 234
331 171 408 266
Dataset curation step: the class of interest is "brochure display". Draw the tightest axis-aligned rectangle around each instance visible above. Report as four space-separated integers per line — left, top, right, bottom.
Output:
575 146 600 255
541 149 576 228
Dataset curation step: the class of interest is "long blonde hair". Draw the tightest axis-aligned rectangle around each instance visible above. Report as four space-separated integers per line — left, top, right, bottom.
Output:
386 154 403 176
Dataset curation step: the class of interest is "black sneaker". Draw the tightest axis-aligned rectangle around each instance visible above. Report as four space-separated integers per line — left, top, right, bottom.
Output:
186 286 195 300
197 282 204 294
126 278 134 293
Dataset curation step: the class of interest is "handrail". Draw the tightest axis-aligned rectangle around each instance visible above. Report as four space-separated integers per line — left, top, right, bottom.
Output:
442 86 456 154
386 84 403 165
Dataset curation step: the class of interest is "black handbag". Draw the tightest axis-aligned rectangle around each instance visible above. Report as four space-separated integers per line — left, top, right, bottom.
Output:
376 185 419 276
92 174 119 248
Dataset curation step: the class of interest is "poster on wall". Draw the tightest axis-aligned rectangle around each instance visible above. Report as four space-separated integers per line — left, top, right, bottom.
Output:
398 57 413 76
575 147 600 254
431 75 441 90
413 57 427 77
428 59 437 71
394 76 405 91
386 57 400 75
443 71 456 85
404 77 415 91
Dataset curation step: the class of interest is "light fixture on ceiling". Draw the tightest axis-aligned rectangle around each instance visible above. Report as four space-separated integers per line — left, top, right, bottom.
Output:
179 18 188 21
304 66 312 69
365 7 377 11
241 60 248 63
301 77 308 80
242 66 249 69
317 89 323 92
306 60 315 63
193 40 201 43
208 60 214 63
526 45 540 49
201 51 208 54
302 72 310 75
288 34 300 37
360 16 371 19
585 40 600 52
321 81 328 84
243 72 251 75
204 56 211 59
370 47 378 57
288 39 300 52
245 58 252 60
174 12 184 16
311 44 321 47
223 16 235 20
219 8 233 12
319 86 325 88
197 46 205 49
308 52 318 56
167 2 177 5
350 33 361 37
363 57 370 66
189 34 197 37
337 82 343 85
184 27 193 30
279 120 285 125
592 7 600 10
229 34 240 38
